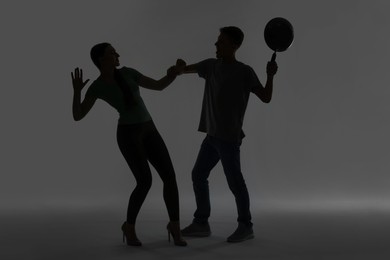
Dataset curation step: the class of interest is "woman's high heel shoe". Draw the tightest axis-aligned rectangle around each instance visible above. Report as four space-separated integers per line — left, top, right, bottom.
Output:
121 222 142 246
167 221 187 246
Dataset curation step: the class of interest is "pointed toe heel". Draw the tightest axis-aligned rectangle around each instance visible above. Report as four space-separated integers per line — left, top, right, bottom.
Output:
167 222 187 247
121 222 142 246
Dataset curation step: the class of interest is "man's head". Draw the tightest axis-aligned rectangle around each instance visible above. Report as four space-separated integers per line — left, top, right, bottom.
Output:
215 26 244 60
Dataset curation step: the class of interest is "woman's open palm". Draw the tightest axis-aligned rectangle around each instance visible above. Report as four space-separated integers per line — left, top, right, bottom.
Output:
71 67 90 91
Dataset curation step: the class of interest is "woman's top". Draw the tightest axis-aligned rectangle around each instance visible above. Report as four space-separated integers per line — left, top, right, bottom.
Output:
86 67 152 125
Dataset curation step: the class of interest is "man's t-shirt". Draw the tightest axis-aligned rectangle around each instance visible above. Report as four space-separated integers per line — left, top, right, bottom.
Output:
85 67 152 125
196 58 261 144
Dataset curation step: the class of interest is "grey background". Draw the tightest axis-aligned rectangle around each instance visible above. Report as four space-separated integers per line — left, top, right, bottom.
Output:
1 0 390 259
2 0 389 210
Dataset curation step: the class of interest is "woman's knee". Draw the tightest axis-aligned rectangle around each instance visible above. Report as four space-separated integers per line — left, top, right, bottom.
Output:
162 174 177 187
137 177 152 191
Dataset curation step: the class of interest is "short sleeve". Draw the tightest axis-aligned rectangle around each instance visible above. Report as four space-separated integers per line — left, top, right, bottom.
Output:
196 58 215 79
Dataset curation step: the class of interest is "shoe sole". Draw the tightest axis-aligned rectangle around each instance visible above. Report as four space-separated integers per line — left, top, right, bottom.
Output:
227 234 254 243
181 231 211 237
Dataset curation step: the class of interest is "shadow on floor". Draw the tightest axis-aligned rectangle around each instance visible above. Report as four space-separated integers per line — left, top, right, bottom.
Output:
1 206 390 260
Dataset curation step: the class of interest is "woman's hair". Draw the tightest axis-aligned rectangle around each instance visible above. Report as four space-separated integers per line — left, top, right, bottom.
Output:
90 42 135 109
90 42 111 69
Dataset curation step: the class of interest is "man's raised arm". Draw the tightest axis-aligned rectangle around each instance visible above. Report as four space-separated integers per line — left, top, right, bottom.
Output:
176 59 198 74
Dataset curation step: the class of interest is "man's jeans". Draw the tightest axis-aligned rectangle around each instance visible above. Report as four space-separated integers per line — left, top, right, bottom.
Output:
192 135 252 226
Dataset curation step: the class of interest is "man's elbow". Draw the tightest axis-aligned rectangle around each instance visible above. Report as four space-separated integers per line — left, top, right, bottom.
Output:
157 84 166 91
256 93 272 103
153 85 164 91
73 112 83 121
73 115 82 121
262 96 272 103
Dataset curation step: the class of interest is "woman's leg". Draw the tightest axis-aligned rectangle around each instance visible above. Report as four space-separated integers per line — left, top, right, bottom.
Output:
117 125 152 225
144 126 179 222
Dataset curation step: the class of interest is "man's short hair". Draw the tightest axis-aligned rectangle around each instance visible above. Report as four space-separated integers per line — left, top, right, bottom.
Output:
220 26 244 48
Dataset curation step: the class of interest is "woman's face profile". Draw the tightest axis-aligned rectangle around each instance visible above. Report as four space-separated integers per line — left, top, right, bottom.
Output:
100 45 120 68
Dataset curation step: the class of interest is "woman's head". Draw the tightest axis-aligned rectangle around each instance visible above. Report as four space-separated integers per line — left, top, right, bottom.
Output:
90 43 120 70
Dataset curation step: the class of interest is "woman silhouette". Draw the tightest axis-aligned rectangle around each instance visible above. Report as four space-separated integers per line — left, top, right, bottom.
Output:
71 43 186 246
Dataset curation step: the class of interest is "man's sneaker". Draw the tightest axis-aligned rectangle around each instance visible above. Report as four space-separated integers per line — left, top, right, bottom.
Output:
181 222 211 237
226 223 254 243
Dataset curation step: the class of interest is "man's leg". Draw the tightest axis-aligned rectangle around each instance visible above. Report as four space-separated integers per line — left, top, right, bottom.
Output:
192 136 220 222
182 135 220 236
211 136 253 242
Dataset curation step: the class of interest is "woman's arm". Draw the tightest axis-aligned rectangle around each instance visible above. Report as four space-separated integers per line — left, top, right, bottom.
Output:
138 59 183 90
138 69 177 91
71 68 96 121
138 59 197 91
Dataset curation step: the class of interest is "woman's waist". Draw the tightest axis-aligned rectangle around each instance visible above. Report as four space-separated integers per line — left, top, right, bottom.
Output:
118 119 153 127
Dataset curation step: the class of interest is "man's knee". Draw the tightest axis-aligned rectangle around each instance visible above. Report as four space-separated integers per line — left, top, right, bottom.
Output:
226 174 247 193
191 167 201 182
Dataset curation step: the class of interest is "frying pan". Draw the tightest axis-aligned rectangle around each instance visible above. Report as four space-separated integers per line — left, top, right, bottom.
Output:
264 17 294 61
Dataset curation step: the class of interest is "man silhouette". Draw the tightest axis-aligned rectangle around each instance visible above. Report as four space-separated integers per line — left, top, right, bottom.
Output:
177 26 278 242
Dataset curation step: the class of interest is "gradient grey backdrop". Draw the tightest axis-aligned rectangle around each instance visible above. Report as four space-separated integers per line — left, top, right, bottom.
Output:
2 1 390 259
1 0 390 213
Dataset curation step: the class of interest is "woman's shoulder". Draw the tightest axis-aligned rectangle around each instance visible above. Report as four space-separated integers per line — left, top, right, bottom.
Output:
120 66 139 74
119 66 142 81
89 77 105 88
85 78 104 97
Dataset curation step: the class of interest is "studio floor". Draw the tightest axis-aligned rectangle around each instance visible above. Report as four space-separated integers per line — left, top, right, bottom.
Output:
1 204 390 260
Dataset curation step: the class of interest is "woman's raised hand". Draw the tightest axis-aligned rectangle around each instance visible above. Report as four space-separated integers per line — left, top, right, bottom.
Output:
71 67 90 92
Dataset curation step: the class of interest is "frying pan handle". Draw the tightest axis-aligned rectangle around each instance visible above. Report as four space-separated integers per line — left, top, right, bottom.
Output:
271 52 277 62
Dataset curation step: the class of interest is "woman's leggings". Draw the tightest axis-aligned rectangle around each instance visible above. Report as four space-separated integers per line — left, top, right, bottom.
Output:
116 120 180 224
